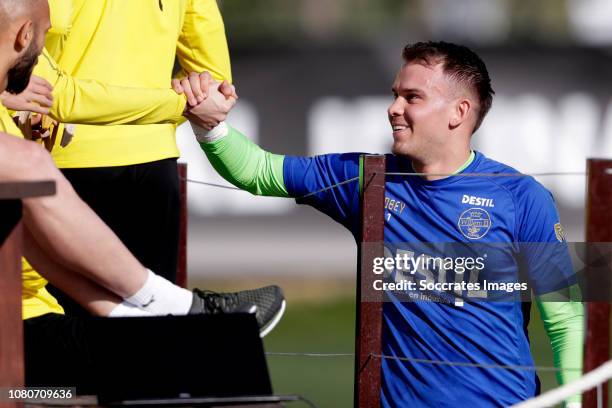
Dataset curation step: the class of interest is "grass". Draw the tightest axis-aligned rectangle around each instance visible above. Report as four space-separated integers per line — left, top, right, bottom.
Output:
264 296 356 407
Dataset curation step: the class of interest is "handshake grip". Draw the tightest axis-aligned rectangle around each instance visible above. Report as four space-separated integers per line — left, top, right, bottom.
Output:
173 71 238 130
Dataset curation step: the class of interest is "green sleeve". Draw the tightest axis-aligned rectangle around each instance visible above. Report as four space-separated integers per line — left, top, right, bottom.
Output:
536 284 584 405
198 126 288 197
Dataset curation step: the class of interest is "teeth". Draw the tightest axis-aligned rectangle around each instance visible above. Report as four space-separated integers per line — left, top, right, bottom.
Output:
393 125 407 131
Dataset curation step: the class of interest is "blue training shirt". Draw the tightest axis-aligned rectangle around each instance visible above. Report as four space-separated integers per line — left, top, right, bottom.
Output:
283 151 574 407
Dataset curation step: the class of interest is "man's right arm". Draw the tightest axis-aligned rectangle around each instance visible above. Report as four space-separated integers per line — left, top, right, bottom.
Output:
184 72 361 225
195 120 363 233
194 122 288 197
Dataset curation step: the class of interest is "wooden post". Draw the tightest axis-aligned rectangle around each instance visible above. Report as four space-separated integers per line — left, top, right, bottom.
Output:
177 163 188 289
0 181 54 408
0 206 23 408
354 155 385 408
583 159 612 408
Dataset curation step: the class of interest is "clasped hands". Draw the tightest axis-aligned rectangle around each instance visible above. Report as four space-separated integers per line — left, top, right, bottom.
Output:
173 71 237 130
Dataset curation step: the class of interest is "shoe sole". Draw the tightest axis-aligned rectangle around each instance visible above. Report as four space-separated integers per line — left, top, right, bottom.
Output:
259 299 286 338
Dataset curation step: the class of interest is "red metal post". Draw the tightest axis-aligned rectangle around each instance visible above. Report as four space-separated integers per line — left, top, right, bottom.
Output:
0 182 54 408
583 159 612 408
355 155 385 408
177 163 188 289
0 221 23 408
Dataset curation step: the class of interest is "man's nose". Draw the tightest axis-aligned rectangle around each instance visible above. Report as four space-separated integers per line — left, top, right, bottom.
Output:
388 98 403 117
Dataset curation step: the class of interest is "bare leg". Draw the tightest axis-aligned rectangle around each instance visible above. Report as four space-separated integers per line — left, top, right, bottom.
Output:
23 227 120 316
0 133 147 298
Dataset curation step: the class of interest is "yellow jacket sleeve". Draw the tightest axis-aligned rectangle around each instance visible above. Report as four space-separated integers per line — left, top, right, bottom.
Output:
46 0 75 58
34 49 187 125
176 0 232 83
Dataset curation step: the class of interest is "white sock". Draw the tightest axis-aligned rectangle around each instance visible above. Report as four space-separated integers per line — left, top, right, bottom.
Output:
108 301 155 317
125 269 193 315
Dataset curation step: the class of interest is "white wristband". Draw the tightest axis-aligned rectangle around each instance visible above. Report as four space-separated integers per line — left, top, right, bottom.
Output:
191 121 229 143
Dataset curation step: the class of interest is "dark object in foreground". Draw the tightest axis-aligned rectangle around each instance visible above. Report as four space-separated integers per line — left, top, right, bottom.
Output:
26 313 278 405
94 314 272 404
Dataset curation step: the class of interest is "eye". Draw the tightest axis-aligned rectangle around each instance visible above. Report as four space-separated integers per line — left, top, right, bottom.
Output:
406 94 419 102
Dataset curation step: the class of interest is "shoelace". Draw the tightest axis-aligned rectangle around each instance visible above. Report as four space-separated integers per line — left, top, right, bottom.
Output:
197 290 240 314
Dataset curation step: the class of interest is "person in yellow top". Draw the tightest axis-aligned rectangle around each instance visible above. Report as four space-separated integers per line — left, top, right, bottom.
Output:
1 62 205 321
41 1 232 310
3 50 188 127
2 36 221 320
0 0 284 390
0 0 230 321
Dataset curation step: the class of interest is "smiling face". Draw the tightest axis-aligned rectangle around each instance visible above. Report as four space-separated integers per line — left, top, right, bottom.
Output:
388 61 463 159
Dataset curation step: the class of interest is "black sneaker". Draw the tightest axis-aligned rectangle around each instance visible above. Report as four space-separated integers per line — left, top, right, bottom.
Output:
190 285 286 337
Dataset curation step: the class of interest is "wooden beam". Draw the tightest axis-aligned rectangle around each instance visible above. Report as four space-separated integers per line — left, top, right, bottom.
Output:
355 155 385 408
583 158 612 408
177 163 188 289
0 181 55 200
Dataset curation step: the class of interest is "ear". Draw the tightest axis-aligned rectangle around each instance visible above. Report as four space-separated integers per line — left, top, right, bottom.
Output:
449 98 472 129
14 20 34 52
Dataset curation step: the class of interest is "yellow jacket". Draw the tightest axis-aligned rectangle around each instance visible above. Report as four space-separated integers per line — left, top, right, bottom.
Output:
16 48 193 320
35 49 187 126
47 0 232 168
0 105 65 319
12 0 231 319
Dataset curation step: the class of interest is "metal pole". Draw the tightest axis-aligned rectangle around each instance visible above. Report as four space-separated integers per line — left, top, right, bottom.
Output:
583 159 612 408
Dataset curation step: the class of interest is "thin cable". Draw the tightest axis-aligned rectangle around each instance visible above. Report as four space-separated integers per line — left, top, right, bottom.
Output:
384 171 587 178
266 352 579 373
297 396 320 408
183 176 361 199
267 352 354 358
182 170 588 200
370 354 580 372
185 178 243 191
298 177 360 199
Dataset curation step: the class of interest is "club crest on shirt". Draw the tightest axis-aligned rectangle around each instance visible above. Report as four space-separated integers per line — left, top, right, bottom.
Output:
458 208 492 240
554 223 567 242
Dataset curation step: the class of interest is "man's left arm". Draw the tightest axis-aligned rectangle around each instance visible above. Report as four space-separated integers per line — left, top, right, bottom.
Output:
536 290 584 408
176 0 232 82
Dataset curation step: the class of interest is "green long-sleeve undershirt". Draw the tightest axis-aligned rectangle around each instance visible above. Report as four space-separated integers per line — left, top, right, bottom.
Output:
537 286 584 405
199 125 287 197
199 124 584 404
